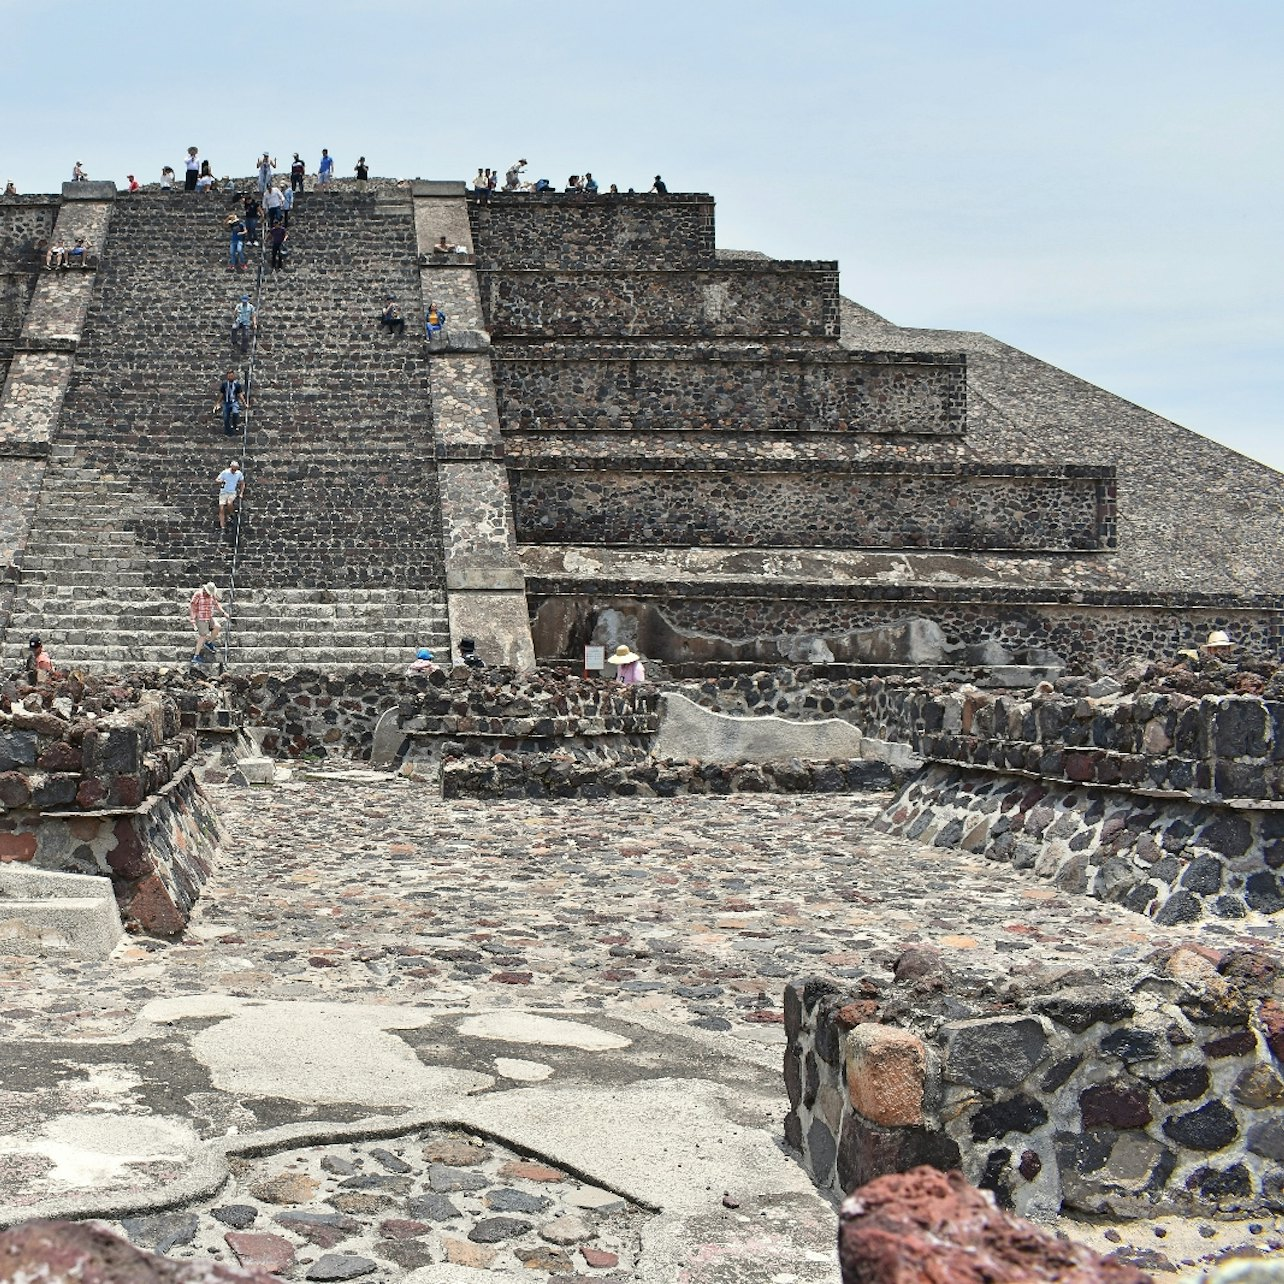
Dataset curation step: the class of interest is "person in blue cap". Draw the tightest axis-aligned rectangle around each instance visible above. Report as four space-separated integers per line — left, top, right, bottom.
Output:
406 647 437 675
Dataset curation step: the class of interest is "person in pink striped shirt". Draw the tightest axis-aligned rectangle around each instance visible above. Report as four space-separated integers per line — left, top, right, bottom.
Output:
189 582 227 666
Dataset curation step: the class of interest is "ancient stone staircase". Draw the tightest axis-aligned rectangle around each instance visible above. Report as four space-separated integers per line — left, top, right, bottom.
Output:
0 189 449 670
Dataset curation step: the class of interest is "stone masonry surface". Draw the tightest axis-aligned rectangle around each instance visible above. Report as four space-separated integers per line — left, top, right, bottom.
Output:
35 187 444 591
511 463 1113 552
839 298 1284 597
467 192 716 271
0 197 59 384
877 765 1283 927
0 188 450 670
93 1126 652 1279
786 935 1284 1219
528 589 1282 667
493 343 967 437
2 776 1284 1273
479 264 840 339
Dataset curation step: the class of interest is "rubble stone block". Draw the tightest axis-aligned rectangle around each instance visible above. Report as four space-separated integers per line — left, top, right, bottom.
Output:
944 1016 1049 1089
845 1024 927 1127
838 1167 1152 1284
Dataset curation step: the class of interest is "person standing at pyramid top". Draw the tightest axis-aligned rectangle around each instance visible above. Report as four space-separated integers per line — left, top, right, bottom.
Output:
318 149 334 186
257 153 277 193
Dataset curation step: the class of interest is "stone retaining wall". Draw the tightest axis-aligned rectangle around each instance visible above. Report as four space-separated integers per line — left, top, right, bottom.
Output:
494 343 967 437
441 750 892 800
224 669 401 759
512 462 1113 552
863 683 1284 803
467 192 716 270
527 587 1283 666
0 682 215 932
785 941 1284 1218
0 198 58 377
479 263 840 339
877 765 1282 925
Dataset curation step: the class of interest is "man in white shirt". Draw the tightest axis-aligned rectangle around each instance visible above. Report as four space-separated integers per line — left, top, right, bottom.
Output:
216 460 244 532
232 296 256 354
264 183 284 227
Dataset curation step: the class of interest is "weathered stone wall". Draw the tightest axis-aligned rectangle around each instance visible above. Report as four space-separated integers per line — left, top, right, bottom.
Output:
527 588 1284 666
880 765 1281 925
0 198 58 380
467 192 716 270
0 199 60 264
0 458 46 568
225 669 401 759
479 263 840 338
512 463 1114 552
442 750 892 800
785 941 1284 1218
0 683 215 933
493 343 967 437
876 684 1284 800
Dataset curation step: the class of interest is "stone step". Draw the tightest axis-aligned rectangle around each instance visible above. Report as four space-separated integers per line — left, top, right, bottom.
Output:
0 868 124 960
0 647 448 669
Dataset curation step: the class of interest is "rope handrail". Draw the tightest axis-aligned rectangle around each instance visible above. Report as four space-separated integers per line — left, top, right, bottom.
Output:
220 203 275 666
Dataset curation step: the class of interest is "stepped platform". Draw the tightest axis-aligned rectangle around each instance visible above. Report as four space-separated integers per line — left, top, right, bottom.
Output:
0 181 1280 674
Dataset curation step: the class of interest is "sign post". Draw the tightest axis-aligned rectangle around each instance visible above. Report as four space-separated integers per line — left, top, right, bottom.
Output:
583 645 605 679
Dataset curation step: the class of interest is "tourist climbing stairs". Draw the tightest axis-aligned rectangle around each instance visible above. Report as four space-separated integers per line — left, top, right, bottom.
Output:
1 186 449 671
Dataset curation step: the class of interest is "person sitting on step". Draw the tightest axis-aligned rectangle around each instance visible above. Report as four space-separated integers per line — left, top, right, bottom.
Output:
66 237 90 267
26 636 61 685
432 235 465 256
44 241 67 270
380 294 405 336
406 647 437 674
425 303 446 338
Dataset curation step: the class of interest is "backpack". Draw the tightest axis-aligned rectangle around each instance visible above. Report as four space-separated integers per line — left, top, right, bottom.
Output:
533 178 550 192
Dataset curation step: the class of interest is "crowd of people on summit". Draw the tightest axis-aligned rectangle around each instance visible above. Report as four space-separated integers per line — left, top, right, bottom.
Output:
7 152 672 204
472 160 668 197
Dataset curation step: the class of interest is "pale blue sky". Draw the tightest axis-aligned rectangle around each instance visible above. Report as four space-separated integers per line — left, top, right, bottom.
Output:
3 0 1280 470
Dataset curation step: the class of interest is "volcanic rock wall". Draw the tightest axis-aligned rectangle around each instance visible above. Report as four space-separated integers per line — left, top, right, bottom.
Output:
0 681 217 933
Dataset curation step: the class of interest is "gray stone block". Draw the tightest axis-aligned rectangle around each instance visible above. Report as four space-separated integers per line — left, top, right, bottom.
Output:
943 1016 1050 1089
0 867 123 959
653 692 863 766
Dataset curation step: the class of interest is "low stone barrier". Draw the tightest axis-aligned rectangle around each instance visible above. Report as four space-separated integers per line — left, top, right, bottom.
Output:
785 940 1284 1219
0 679 217 933
876 765 1282 924
223 668 398 758
442 750 893 800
